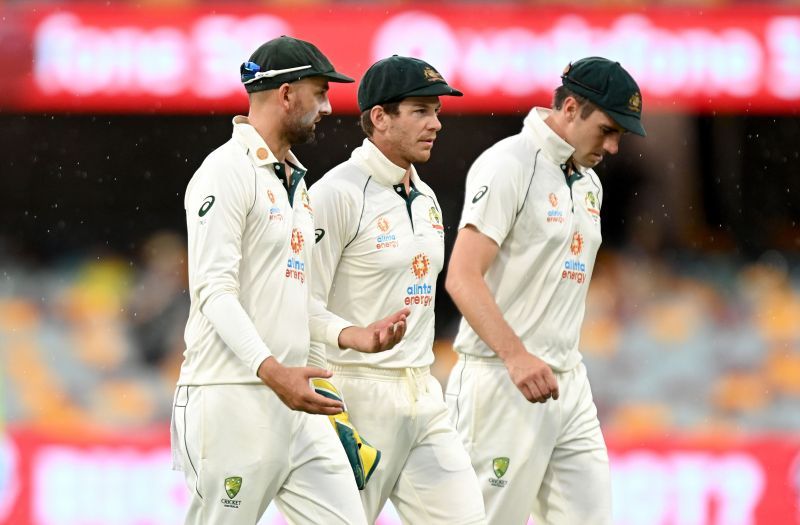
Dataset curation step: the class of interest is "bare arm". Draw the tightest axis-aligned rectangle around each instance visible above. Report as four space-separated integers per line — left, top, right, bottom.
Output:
445 225 559 403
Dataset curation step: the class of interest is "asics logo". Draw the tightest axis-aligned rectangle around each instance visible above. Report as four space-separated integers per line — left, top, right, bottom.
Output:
472 186 488 203
198 195 215 217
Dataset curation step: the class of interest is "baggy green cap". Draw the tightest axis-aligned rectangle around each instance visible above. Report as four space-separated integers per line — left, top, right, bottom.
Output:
358 55 462 112
240 36 354 93
561 57 646 137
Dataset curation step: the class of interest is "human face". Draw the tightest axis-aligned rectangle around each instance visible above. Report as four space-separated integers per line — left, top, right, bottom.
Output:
382 96 442 168
566 106 626 168
285 76 332 145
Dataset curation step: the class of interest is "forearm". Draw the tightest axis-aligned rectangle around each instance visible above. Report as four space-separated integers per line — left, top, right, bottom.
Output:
447 272 526 361
202 293 272 375
308 296 353 349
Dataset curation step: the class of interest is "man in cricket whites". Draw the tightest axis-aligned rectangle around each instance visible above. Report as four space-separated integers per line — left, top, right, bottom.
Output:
308 55 487 524
171 36 409 525
446 57 646 525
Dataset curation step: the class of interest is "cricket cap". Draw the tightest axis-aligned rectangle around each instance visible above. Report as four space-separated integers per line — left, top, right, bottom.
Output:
240 36 354 93
561 57 646 137
358 55 462 112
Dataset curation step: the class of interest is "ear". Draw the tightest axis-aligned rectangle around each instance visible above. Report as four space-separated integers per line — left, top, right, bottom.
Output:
370 105 390 133
562 96 579 122
277 83 293 111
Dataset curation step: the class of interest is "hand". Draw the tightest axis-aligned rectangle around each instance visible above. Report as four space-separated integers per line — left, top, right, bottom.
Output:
257 357 344 415
338 307 411 353
501 350 559 403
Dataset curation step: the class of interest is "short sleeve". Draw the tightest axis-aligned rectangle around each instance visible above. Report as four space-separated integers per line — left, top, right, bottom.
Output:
458 153 525 247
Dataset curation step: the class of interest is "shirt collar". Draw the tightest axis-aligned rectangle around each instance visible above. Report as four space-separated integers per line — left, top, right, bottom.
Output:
522 107 587 174
231 115 306 172
351 138 418 187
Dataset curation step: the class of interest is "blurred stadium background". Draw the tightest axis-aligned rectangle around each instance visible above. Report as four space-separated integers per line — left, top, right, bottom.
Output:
1 0 800 523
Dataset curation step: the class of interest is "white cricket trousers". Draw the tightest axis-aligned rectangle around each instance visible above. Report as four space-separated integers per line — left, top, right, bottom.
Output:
329 364 487 525
171 384 368 525
446 356 611 525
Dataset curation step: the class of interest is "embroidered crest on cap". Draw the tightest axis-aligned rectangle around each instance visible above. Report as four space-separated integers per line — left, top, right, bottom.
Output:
423 67 444 82
628 92 642 113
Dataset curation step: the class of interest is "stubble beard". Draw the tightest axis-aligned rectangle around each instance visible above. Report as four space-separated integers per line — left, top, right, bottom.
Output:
285 109 318 145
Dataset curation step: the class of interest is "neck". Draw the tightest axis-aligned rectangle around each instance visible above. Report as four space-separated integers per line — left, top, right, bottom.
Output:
401 168 412 192
544 110 568 143
247 105 291 163
372 138 410 171
545 109 581 169
369 138 413 191
260 128 291 164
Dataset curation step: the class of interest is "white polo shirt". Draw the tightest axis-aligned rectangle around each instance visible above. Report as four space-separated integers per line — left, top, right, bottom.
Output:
453 107 604 372
179 116 348 386
309 138 445 368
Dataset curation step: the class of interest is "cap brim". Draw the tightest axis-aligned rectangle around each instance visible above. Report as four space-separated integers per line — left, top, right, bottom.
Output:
401 83 463 99
317 71 355 83
605 109 646 137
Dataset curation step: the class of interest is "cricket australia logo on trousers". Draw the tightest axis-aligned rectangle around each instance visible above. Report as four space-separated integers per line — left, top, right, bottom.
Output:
221 476 242 508
489 457 509 488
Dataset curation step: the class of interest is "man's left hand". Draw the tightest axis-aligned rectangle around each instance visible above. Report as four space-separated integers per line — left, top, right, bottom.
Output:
338 308 411 353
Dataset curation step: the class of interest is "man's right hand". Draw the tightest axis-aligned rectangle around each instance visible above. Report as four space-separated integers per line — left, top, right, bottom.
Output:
501 350 559 403
257 357 344 415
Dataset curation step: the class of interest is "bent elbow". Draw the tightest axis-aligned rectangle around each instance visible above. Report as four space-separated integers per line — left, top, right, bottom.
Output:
445 269 463 301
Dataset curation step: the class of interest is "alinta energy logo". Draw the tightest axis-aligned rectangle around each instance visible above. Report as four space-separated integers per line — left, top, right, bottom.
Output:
562 231 586 284
376 216 398 250
406 253 433 307
546 192 565 224
268 189 283 222
221 476 242 509
570 231 583 255
286 228 306 283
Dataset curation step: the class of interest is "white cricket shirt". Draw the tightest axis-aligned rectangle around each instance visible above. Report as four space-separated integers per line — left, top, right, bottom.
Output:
309 138 445 368
453 108 604 372
178 116 348 385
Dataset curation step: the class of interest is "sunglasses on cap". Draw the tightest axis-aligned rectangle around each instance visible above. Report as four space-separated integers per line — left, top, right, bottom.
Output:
240 62 312 85
561 73 603 95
